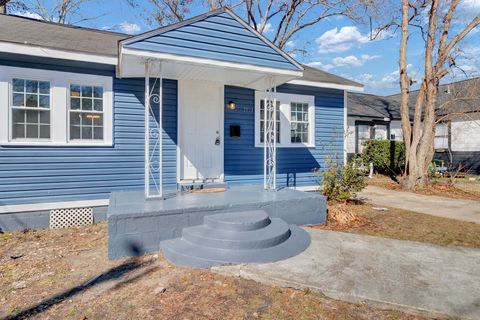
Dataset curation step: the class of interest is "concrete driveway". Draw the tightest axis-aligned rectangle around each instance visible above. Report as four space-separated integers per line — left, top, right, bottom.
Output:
359 185 480 224
215 229 480 319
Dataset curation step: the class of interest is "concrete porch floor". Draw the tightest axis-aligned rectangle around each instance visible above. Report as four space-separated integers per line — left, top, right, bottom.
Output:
215 228 480 319
107 186 326 259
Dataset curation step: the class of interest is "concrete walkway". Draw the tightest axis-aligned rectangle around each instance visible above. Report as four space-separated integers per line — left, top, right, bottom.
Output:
215 229 480 319
359 185 480 224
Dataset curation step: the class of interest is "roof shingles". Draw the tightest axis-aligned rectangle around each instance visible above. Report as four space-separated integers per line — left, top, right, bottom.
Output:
0 14 127 56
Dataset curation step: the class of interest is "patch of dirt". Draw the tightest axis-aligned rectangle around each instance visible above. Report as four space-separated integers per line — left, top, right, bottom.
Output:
368 174 480 201
314 202 480 249
0 223 443 319
326 201 373 227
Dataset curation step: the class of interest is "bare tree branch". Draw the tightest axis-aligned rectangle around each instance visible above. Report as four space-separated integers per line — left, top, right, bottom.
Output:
7 0 103 24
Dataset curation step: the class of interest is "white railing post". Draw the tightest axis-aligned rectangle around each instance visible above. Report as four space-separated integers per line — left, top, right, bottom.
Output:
144 60 163 199
264 77 277 191
273 81 277 190
158 62 163 198
263 85 267 189
144 60 150 198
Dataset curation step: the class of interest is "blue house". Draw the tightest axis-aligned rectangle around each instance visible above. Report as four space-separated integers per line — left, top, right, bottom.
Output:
0 8 363 232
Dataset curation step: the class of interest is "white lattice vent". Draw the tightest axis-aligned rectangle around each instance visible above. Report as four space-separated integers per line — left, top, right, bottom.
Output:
50 207 93 229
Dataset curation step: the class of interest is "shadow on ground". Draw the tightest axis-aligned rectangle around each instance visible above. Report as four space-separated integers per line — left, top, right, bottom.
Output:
5 255 157 320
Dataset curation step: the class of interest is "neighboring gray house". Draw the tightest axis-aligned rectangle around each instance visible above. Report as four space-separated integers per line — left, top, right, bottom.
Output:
347 77 480 174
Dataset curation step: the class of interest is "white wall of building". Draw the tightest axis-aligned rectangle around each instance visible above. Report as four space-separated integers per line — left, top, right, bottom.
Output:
451 118 480 152
346 118 356 154
389 120 403 141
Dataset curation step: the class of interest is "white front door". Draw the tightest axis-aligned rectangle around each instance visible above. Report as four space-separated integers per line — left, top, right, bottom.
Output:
179 80 223 181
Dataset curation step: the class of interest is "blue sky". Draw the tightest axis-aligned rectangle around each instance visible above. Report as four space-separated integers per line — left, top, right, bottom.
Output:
13 0 480 95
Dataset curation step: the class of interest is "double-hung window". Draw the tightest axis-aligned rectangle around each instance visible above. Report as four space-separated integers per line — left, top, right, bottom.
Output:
0 65 113 146
69 84 104 141
434 123 449 150
255 91 315 148
290 102 309 143
356 124 371 153
11 78 51 139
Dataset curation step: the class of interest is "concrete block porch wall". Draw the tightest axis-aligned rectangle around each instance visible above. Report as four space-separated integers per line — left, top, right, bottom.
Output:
107 186 326 259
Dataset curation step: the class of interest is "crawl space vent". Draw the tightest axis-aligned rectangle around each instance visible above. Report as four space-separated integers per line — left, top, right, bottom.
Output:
50 207 93 229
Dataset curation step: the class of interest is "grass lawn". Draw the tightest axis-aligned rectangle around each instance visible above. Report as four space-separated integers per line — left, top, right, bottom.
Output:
314 202 480 249
1 223 442 320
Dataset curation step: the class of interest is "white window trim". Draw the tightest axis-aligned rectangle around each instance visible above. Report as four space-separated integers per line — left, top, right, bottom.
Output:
254 91 315 148
0 65 113 146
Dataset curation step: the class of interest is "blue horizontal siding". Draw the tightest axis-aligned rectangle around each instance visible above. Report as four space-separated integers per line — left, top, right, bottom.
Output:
224 84 344 187
0 59 177 206
125 12 299 71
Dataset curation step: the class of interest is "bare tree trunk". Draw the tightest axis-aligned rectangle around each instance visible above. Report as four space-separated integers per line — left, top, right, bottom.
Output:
0 0 10 14
398 0 414 189
398 0 479 190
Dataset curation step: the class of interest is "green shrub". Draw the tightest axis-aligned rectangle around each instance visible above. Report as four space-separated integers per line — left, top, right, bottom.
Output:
316 158 367 201
360 140 405 176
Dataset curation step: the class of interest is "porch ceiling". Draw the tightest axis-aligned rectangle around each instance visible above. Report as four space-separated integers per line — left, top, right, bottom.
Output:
117 48 303 90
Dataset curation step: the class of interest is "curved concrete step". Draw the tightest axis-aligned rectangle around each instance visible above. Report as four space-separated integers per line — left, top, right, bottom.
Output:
182 218 291 250
204 210 270 231
161 225 311 268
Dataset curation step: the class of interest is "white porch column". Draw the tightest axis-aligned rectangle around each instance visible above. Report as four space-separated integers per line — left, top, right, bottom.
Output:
144 60 150 197
263 77 277 191
144 60 163 199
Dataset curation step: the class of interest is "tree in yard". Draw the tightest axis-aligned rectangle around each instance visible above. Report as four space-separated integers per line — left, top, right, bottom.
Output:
3 0 102 24
394 0 479 189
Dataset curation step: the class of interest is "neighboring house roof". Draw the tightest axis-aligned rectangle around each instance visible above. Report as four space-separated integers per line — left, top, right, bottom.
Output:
0 14 127 57
348 92 401 120
388 77 480 116
0 12 361 89
349 77 479 120
300 65 363 89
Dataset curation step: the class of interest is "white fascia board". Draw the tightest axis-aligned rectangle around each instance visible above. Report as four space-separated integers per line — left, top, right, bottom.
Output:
0 41 117 65
0 199 110 214
287 79 364 92
120 47 304 78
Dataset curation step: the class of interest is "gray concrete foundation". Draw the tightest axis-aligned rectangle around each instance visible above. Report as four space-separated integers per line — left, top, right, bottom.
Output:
0 206 107 232
107 186 326 259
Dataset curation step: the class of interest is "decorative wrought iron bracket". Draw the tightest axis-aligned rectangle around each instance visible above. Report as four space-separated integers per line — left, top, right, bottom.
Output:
144 59 163 199
264 77 277 191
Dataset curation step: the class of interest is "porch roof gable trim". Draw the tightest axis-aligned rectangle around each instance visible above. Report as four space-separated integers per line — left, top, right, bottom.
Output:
120 47 303 78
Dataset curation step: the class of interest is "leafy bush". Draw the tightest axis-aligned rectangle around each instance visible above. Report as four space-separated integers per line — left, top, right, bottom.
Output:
316 158 367 201
360 140 405 176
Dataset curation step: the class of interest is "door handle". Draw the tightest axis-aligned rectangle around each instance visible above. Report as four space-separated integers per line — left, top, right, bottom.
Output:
215 136 221 145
